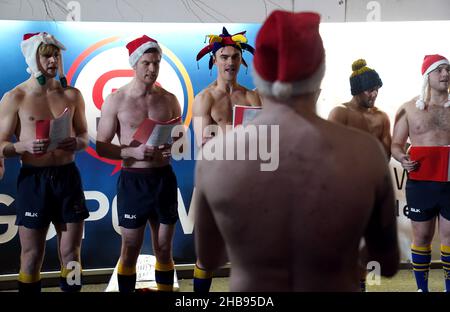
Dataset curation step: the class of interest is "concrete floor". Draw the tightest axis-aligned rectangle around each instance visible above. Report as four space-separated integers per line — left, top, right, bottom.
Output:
26 269 447 292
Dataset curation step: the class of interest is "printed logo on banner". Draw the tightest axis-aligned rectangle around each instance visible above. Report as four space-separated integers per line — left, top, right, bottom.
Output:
66 37 194 174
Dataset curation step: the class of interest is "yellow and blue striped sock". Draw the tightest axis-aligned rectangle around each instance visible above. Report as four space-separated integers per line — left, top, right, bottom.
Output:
117 261 136 293
18 271 41 293
155 261 174 292
441 244 450 292
411 244 431 292
193 264 213 293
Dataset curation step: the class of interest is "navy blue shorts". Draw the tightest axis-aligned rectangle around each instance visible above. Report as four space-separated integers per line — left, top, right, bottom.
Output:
117 165 178 228
405 179 450 221
15 162 89 229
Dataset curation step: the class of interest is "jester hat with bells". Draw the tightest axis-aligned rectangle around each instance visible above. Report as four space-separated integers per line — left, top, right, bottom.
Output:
196 27 255 70
21 32 68 87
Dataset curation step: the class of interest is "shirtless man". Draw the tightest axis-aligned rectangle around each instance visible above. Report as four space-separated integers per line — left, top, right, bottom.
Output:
194 10 399 291
192 27 261 292
328 59 391 158
0 32 89 293
96 35 181 292
391 54 450 292
328 59 391 291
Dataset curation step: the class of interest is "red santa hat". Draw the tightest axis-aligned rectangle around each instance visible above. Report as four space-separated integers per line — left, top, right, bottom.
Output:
252 10 325 100
416 54 450 110
126 35 162 68
21 32 66 85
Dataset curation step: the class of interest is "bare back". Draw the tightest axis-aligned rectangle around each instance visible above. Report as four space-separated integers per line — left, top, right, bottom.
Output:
0 79 86 166
97 82 180 168
196 103 397 291
192 82 261 146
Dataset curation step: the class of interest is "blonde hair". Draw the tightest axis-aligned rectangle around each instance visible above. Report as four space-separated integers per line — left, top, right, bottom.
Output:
38 43 59 57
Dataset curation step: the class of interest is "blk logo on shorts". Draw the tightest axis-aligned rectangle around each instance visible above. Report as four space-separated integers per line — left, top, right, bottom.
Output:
25 212 38 218
124 214 137 220
410 207 421 213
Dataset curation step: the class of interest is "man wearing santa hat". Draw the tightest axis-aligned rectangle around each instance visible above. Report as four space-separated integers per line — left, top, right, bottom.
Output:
328 58 391 291
96 35 181 292
194 10 399 291
392 54 450 292
0 32 90 293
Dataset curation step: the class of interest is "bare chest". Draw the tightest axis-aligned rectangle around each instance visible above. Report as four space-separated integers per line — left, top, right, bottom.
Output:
210 93 250 125
408 107 450 135
117 100 174 131
18 93 72 126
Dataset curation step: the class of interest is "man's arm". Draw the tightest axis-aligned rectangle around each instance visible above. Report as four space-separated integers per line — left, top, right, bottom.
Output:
391 104 418 172
194 162 227 271
364 154 399 277
58 88 89 152
327 106 347 125
381 112 392 159
0 91 42 158
192 91 214 147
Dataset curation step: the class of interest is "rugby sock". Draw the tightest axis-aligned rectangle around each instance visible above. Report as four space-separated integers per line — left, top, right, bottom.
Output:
193 264 213 293
411 244 431 292
117 261 136 293
155 261 174 292
18 271 41 293
441 244 450 292
60 266 82 292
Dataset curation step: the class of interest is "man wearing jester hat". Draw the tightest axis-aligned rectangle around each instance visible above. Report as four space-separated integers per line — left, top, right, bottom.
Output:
0 32 90 292
192 26 261 293
192 27 261 147
392 54 450 292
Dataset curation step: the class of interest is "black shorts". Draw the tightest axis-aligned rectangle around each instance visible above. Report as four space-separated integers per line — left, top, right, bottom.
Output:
117 165 178 228
15 162 89 229
405 179 450 221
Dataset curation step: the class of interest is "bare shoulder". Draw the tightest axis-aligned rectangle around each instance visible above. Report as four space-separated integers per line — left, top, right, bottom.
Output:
394 97 417 118
0 84 26 110
328 104 349 121
106 85 127 104
63 86 84 101
157 86 177 102
194 86 214 107
244 88 261 106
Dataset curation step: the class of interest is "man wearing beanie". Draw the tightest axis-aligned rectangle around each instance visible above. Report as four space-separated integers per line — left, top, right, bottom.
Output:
328 59 391 292
96 35 181 292
392 54 450 292
194 10 399 291
191 26 261 292
328 59 391 158
0 32 90 293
